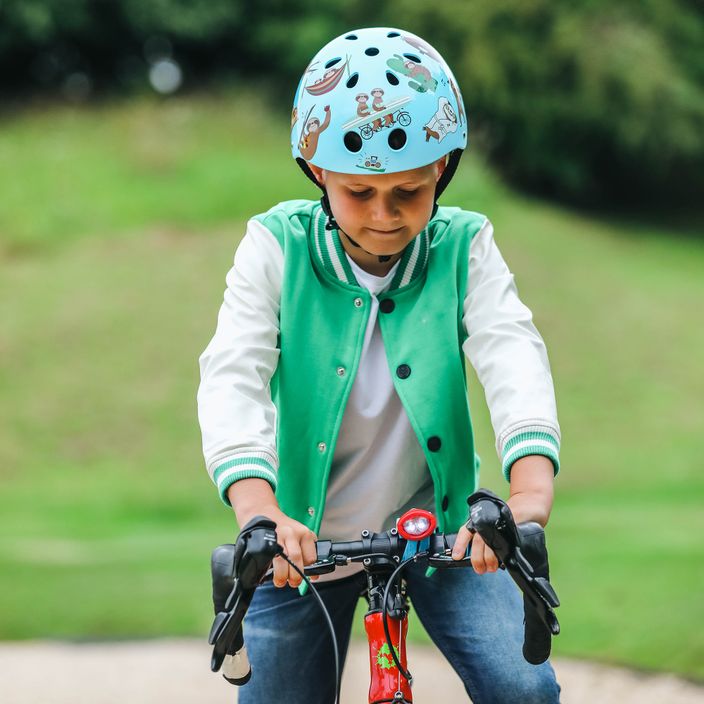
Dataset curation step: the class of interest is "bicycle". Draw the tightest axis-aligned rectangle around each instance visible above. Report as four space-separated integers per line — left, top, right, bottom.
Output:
208 489 560 704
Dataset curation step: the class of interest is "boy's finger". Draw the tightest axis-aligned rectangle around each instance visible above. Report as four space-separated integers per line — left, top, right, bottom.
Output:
272 555 288 587
301 531 318 566
285 541 303 570
470 532 487 574
451 525 473 560
484 544 499 572
272 527 292 587
285 538 304 587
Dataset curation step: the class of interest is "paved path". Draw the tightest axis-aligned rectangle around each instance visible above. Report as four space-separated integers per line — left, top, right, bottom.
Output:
0 639 702 703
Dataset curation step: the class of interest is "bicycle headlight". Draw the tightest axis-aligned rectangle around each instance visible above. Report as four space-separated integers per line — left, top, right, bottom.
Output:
397 509 437 541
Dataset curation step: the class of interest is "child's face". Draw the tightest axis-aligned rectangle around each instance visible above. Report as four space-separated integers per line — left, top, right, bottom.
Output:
308 158 445 258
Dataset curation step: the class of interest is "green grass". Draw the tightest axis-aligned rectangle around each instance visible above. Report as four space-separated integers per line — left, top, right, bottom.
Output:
1 92 702 680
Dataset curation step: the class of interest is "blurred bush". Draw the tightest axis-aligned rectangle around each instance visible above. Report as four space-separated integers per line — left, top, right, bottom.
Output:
384 0 704 207
1 0 702 208
0 0 379 95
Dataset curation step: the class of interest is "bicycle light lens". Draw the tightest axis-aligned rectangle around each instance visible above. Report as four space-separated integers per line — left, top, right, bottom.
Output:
397 509 437 541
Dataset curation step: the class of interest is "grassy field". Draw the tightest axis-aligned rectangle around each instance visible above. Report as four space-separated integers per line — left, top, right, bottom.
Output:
1 92 702 679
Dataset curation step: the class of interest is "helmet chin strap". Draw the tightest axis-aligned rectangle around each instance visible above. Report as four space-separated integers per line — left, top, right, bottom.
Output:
320 191 439 264
343 231 393 263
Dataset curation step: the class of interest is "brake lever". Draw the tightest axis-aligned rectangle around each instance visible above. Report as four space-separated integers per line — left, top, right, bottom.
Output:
427 553 473 568
304 560 336 575
465 489 560 664
209 517 281 682
427 533 473 568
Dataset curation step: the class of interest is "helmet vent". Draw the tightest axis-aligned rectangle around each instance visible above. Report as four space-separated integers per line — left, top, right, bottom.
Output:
388 129 407 151
346 73 359 89
387 31 401 38
325 57 341 69
365 47 380 56
345 34 358 40
344 131 363 153
403 53 421 63
385 71 399 86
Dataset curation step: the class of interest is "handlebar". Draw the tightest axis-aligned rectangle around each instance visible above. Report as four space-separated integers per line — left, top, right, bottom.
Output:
208 489 561 686
306 528 468 576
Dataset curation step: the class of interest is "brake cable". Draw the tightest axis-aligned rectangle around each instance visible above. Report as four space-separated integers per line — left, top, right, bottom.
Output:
279 550 404 704
380 551 430 686
279 554 342 704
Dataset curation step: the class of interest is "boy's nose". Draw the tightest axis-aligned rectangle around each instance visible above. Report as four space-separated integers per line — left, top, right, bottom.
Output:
370 194 401 227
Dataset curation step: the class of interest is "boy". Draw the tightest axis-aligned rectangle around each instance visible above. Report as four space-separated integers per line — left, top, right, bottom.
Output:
198 27 561 703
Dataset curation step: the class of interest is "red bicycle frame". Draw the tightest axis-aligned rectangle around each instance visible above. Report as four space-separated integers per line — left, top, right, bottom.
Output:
359 508 437 703
364 609 412 704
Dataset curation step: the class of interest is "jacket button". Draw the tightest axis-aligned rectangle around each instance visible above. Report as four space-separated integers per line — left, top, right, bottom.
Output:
379 299 395 314
427 436 442 452
441 495 449 511
353 297 363 308
307 506 315 517
317 442 327 453
336 366 346 377
396 364 411 379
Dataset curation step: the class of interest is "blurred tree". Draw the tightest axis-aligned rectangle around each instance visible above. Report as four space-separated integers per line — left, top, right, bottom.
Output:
0 1 385 96
0 0 701 208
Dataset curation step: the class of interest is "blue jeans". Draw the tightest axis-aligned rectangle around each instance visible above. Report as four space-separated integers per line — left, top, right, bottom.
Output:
238 562 561 703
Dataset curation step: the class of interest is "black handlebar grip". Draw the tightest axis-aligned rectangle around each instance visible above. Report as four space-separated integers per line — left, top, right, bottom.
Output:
211 544 237 613
517 522 555 665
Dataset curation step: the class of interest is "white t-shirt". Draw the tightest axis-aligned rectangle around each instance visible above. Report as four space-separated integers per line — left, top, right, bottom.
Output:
316 254 435 579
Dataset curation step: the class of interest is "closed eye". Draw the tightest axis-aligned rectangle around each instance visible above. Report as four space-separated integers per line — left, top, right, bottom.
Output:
348 188 419 198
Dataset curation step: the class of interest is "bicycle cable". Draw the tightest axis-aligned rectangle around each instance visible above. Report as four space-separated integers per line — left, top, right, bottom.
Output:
278 554 342 704
272 549 428 703
381 551 430 685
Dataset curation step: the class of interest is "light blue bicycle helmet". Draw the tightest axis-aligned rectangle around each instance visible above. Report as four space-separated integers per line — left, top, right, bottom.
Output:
291 27 468 217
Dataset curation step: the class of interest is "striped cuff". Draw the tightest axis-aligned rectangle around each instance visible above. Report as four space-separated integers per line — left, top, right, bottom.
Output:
212 454 278 506
501 428 560 481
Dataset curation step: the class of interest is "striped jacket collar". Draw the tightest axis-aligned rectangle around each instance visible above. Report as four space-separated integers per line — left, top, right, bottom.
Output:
311 203 431 291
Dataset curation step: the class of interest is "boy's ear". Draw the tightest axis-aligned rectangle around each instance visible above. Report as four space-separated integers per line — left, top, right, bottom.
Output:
435 156 448 182
307 162 325 186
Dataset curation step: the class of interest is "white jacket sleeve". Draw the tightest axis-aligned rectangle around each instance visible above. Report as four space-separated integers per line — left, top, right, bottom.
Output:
462 218 561 480
197 219 284 505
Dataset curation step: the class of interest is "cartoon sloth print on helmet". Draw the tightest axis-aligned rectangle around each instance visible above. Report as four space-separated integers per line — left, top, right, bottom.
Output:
298 105 332 161
291 27 468 203
424 97 459 143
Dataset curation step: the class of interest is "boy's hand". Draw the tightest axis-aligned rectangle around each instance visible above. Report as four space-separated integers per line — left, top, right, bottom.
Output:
227 478 318 588
268 509 318 588
451 523 499 574
239 505 318 588
451 455 555 574
450 499 540 574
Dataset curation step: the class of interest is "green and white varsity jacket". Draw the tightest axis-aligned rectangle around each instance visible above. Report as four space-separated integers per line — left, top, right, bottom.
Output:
197 200 560 535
